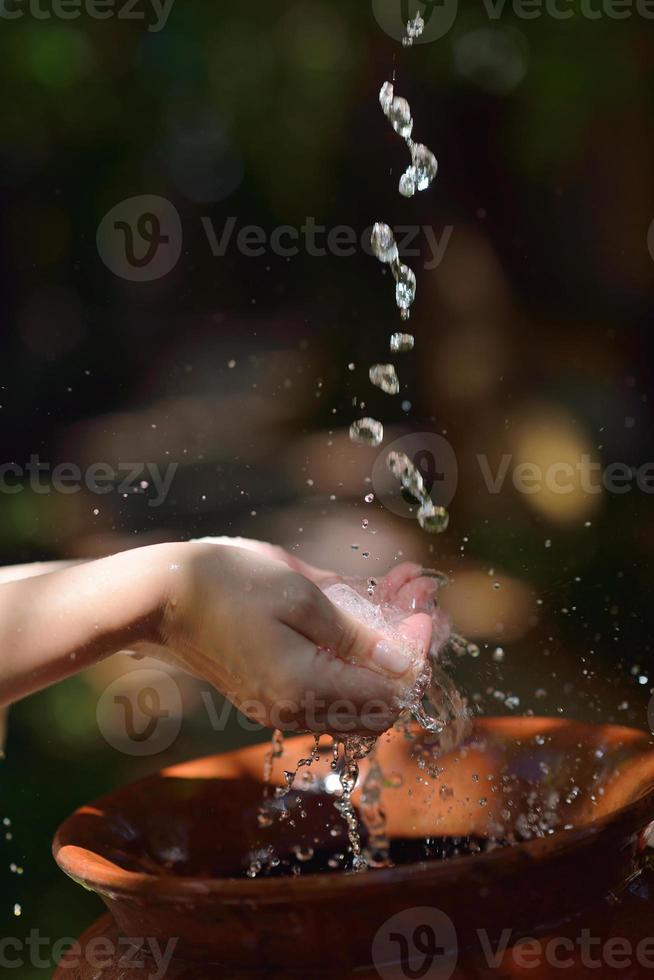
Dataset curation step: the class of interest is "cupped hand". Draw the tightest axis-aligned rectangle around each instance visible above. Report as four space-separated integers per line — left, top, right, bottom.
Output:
157 540 436 736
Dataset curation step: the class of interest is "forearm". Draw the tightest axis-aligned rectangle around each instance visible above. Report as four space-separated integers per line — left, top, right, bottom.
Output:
0 544 179 707
0 560 82 585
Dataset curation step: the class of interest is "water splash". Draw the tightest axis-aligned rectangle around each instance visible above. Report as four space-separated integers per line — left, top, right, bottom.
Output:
359 750 391 868
333 735 377 872
250 734 321 877
250 578 471 877
274 735 322 801
446 632 480 659
257 729 285 829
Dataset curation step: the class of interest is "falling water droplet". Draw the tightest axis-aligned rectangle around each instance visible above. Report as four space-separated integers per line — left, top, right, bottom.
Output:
402 12 425 46
387 451 425 500
370 222 398 264
399 169 416 198
411 143 438 191
399 144 438 197
390 332 415 353
369 363 400 395
379 80 394 115
417 501 450 533
350 418 384 447
395 264 416 316
389 98 413 139
379 82 413 140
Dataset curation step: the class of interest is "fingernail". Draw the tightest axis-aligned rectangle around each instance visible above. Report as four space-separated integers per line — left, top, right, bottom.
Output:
371 639 413 676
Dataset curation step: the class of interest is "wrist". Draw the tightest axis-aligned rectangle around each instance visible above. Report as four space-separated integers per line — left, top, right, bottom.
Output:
123 542 193 647
143 540 226 647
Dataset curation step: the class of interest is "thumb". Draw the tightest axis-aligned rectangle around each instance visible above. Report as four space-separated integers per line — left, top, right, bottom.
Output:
329 607 431 680
278 581 429 680
396 613 433 656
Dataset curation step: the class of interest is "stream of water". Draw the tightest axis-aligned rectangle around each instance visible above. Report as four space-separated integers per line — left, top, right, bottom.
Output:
251 8 471 877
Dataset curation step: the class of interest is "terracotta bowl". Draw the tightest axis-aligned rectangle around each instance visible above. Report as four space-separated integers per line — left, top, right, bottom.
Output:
53 718 654 975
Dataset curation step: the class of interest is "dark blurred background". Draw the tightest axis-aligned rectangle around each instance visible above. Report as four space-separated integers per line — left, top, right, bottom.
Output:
1 0 654 972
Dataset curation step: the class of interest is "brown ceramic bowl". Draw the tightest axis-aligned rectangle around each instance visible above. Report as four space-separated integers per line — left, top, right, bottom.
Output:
54 718 654 975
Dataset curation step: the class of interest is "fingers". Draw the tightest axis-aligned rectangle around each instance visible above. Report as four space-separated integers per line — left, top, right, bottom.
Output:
328 603 415 677
261 624 402 736
375 562 423 602
303 614 432 735
394 576 439 611
280 585 416 678
396 612 433 655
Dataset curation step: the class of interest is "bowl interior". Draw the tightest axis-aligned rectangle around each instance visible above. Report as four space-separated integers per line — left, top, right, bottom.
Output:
54 717 654 887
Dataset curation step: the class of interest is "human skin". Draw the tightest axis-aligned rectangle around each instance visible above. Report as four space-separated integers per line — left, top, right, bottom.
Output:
0 539 437 735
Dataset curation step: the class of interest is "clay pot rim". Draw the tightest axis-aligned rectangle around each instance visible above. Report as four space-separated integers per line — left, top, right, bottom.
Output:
53 717 654 904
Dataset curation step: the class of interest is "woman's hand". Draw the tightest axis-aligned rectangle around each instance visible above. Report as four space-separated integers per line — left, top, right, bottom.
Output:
157 541 435 735
0 539 441 736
